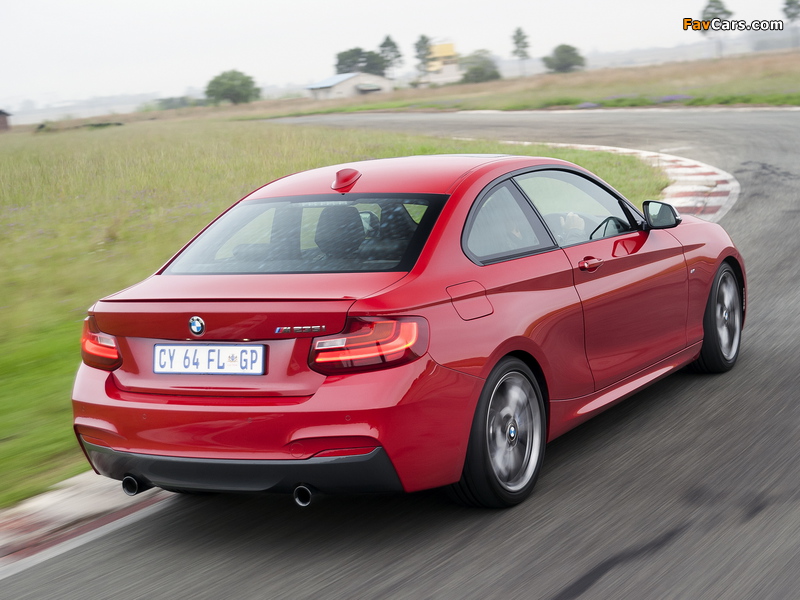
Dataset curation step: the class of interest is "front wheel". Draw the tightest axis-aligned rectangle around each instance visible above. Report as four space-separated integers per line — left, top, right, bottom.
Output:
449 358 546 508
690 263 742 373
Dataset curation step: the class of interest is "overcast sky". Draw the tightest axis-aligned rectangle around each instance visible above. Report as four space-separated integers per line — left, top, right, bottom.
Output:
1 0 789 107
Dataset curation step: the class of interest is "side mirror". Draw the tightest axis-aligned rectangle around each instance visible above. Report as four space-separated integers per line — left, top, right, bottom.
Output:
643 200 682 230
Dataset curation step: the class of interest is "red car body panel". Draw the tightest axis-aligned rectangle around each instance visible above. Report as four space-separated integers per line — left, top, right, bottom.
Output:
251 155 540 198
72 154 746 497
561 229 688 390
547 342 703 439
664 214 747 342
74 357 483 492
106 272 408 302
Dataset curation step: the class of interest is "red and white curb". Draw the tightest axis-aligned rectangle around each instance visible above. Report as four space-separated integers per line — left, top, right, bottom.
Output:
0 471 169 577
547 143 739 223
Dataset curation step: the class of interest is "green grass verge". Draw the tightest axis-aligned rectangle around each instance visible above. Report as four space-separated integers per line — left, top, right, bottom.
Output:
0 119 667 508
253 88 800 117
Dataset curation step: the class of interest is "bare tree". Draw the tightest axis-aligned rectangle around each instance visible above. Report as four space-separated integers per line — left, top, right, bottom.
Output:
415 35 433 79
512 28 530 77
379 36 403 79
701 0 733 57
785 0 800 47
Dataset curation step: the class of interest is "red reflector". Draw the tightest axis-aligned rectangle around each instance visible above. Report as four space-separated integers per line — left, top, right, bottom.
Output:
309 317 428 374
81 316 122 371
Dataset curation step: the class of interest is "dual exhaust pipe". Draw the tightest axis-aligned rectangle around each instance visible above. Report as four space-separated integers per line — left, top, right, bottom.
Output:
122 475 316 507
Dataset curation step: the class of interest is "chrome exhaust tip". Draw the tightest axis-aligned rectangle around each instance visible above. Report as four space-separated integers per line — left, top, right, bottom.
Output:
293 484 314 507
121 475 151 496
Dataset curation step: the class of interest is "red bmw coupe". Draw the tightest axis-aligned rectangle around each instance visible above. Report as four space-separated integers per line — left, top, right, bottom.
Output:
73 154 745 508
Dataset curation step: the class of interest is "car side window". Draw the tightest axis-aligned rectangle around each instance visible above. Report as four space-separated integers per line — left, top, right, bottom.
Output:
464 182 553 263
514 171 636 247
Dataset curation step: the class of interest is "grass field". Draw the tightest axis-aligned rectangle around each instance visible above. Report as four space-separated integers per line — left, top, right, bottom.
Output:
0 119 668 508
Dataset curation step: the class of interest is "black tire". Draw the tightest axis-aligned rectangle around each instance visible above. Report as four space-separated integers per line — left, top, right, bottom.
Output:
449 357 546 508
690 263 742 373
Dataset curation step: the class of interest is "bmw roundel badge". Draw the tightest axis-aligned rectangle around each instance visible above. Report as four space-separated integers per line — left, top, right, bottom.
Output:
189 316 205 336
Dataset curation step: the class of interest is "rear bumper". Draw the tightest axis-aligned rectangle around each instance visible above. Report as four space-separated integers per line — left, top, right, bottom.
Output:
81 440 403 494
73 357 484 493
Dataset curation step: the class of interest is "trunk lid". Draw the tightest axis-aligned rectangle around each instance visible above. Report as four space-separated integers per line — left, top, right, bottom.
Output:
91 272 405 397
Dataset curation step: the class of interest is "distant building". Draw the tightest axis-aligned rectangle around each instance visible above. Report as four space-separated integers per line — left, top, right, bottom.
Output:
422 43 464 86
0 110 10 131
306 73 393 100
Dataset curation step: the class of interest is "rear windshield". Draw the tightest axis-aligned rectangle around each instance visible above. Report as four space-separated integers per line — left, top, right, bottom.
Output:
164 194 447 274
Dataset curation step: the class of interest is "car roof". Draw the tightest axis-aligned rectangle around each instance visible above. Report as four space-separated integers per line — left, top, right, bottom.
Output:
247 154 579 198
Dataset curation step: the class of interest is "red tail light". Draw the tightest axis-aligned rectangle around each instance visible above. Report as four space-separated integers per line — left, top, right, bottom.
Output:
309 317 429 374
81 316 122 371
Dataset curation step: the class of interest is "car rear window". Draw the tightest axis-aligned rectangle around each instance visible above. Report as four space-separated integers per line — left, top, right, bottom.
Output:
164 194 447 274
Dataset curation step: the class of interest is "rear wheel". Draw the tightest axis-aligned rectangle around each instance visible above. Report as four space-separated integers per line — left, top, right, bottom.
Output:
690 263 742 373
449 358 546 508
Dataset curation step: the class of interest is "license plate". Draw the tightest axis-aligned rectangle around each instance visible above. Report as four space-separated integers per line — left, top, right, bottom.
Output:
153 344 265 375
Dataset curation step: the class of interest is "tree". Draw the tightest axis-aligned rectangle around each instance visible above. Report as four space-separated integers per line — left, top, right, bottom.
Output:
360 52 387 77
785 0 800 47
379 36 403 78
335 48 387 76
460 50 501 84
512 28 530 76
336 48 366 74
701 0 732 22
542 45 585 73
701 0 733 57
205 70 260 105
414 35 433 77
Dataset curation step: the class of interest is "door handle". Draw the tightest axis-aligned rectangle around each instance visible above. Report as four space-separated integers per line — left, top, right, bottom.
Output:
578 257 604 272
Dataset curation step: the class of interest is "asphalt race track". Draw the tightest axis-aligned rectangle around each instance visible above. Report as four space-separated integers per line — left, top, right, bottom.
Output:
5 108 800 599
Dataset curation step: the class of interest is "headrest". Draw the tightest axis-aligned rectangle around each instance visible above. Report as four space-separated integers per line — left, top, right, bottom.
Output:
379 205 417 240
315 205 365 258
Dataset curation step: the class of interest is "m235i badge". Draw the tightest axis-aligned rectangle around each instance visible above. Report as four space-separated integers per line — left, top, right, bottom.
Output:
275 325 327 334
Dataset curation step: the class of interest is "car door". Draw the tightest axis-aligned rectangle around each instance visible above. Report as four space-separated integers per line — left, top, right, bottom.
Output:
514 169 688 391
460 180 595 401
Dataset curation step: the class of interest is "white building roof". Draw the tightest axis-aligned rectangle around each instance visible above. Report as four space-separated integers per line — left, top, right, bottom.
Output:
306 73 359 90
